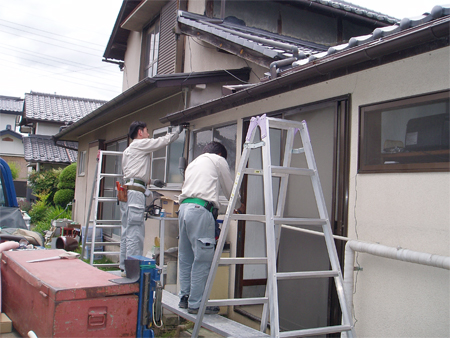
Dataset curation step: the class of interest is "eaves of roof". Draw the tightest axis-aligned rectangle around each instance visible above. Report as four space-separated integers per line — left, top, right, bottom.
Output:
0 129 23 140
177 11 328 68
54 68 251 142
23 135 77 164
160 7 450 125
0 95 24 114
21 91 106 126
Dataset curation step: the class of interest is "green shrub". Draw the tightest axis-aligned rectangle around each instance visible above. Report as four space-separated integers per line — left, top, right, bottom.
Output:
28 169 62 203
32 205 72 236
57 163 76 189
7 161 20 180
29 192 51 225
53 189 74 207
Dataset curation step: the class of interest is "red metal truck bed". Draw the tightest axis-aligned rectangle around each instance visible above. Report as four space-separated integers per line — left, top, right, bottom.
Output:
1 249 139 337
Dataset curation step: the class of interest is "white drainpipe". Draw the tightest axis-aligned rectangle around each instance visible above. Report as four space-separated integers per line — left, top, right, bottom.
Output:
343 240 450 322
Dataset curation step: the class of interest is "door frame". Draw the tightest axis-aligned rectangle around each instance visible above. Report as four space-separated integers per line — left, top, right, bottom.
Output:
234 95 352 327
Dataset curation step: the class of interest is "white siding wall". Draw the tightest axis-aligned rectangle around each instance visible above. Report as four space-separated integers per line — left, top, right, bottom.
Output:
186 47 450 337
122 31 143 91
35 122 61 136
0 114 17 130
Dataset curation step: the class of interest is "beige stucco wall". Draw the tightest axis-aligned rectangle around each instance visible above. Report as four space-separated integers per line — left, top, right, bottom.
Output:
183 47 450 337
122 31 142 91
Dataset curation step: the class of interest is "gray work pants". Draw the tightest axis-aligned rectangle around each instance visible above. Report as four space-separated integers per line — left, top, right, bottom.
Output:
178 203 216 309
120 189 145 271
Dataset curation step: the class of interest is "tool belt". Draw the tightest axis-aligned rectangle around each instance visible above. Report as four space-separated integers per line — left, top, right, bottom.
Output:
126 178 146 186
181 197 218 219
116 182 127 202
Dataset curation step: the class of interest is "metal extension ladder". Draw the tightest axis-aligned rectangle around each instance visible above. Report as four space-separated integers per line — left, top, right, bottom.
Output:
192 115 355 337
81 150 123 267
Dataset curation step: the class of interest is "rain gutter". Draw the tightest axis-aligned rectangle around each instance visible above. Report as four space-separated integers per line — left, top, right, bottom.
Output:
160 16 449 125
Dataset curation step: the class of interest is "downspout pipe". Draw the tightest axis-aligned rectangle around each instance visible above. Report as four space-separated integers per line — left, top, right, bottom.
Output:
343 240 450 324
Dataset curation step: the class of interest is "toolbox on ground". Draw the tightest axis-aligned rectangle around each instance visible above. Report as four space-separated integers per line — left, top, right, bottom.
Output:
1 249 139 337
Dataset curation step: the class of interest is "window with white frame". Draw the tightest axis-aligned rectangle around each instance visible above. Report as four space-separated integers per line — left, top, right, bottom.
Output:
143 19 160 78
78 151 86 176
151 127 187 186
191 123 237 177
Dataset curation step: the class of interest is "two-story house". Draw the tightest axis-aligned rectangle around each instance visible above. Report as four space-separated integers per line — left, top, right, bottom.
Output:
19 92 106 172
55 1 449 336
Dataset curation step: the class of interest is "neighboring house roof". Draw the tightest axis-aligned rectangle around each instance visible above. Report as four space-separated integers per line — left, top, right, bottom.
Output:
160 5 450 124
20 91 107 125
0 95 24 115
23 135 77 164
54 68 251 142
104 0 396 63
0 129 23 140
177 11 328 69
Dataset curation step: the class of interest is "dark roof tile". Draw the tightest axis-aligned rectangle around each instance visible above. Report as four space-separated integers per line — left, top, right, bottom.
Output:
0 95 24 114
23 91 106 123
23 135 77 164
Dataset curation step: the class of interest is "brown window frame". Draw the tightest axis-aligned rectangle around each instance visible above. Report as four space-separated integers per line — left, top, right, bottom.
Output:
359 90 450 173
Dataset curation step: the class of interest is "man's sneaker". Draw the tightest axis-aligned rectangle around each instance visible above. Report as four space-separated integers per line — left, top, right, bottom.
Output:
187 306 220 315
178 295 189 309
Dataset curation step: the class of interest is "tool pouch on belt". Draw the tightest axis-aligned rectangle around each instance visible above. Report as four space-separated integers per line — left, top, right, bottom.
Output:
116 182 128 202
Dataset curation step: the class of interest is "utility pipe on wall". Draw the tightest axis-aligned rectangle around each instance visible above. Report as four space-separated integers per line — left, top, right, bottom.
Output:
343 240 450 320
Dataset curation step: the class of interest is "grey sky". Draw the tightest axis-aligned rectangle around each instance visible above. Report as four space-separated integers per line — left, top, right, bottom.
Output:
0 0 442 102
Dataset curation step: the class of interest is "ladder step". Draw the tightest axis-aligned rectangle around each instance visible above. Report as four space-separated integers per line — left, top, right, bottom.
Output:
98 197 118 202
89 224 121 228
219 257 267 265
93 263 120 268
231 214 327 226
279 325 352 337
100 173 123 178
276 270 339 280
92 251 120 255
96 220 122 224
271 166 315 176
85 241 120 246
266 117 304 130
207 297 268 307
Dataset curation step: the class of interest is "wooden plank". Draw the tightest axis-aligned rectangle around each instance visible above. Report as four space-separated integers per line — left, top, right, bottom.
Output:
161 290 269 338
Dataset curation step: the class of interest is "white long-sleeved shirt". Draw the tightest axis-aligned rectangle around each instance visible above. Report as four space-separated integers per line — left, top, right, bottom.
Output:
122 132 179 183
179 153 241 209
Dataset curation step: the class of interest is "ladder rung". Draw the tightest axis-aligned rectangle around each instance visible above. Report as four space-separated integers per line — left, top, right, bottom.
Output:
207 297 268 307
271 166 315 176
266 117 304 130
93 263 120 267
100 173 123 177
85 241 120 246
96 220 122 224
274 217 327 226
219 257 267 265
276 270 339 280
90 224 121 228
97 197 118 202
231 214 327 227
92 251 120 255
279 325 352 337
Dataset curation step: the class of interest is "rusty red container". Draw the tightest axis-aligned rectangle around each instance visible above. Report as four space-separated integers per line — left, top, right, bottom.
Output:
1 249 139 337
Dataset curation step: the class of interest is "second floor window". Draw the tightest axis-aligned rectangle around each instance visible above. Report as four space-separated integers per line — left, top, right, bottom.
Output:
144 19 160 78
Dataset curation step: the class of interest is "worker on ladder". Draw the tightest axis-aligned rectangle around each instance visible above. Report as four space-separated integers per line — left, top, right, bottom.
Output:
177 141 245 314
120 121 182 276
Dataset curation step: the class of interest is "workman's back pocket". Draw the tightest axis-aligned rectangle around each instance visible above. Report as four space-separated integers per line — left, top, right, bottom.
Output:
196 237 215 263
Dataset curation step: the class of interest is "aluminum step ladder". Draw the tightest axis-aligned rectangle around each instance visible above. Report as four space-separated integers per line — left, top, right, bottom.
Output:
192 115 355 337
81 150 123 267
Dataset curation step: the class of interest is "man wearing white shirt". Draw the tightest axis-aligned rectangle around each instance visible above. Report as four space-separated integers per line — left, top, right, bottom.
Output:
177 141 244 314
120 121 180 275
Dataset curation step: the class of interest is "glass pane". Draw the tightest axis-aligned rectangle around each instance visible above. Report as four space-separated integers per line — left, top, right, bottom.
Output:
214 124 237 174
167 130 186 183
153 131 167 158
193 130 212 159
360 92 450 172
152 158 166 181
